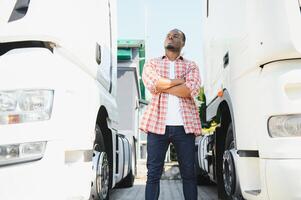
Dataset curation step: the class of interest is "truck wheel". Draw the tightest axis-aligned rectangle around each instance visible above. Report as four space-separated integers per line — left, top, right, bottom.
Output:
116 169 135 188
116 137 136 188
90 125 110 200
195 152 211 185
222 123 244 200
196 168 212 185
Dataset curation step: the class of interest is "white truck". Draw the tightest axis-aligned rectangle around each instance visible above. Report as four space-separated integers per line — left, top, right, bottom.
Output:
0 0 136 200
197 0 301 200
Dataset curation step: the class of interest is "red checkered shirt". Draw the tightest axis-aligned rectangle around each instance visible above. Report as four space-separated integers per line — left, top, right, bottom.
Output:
139 56 202 136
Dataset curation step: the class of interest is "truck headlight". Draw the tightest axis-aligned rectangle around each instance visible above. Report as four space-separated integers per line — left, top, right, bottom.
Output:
0 90 54 125
0 92 17 112
0 141 46 166
268 114 301 137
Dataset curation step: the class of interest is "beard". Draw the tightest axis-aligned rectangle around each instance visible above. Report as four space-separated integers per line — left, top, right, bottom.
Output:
165 44 179 52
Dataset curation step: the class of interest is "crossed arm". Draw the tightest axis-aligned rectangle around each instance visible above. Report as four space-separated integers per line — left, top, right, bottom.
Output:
155 78 191 98
142 60 201 98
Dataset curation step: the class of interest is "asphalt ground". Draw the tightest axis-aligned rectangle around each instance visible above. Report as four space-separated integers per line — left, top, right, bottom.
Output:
110 161 218 200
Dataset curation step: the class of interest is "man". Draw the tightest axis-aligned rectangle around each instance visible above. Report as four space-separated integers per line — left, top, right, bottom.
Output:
140 29 202 200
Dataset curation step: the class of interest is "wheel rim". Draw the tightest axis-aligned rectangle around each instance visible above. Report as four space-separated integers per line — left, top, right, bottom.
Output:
97 151 109 199
92 144 109 200
223 150 236 196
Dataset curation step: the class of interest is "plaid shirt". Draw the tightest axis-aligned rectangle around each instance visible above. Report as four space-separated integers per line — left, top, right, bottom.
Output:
139 56 202 136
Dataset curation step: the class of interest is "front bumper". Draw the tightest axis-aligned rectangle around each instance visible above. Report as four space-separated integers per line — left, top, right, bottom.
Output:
265 158 301 200
0 140 93 200
240 157 301 200
0 98 95 200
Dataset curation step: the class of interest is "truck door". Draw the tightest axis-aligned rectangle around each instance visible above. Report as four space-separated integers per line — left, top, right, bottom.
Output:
96 0 113 93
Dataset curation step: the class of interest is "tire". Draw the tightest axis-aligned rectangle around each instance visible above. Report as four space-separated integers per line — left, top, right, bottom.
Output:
195 151 211 185
225 124 234 150
115 138 135 188
196 168 212 185
115 138 136 188
90 125 110 200
221 123 244 200
116 169 135 188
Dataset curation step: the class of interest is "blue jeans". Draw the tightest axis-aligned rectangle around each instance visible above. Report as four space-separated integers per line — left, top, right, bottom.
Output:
145 126 197 200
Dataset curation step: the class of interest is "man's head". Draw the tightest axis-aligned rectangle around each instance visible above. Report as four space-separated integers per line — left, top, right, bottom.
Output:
164 29 186 53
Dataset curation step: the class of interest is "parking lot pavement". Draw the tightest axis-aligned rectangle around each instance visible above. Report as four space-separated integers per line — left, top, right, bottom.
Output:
110 160 218 200
110 178 218 200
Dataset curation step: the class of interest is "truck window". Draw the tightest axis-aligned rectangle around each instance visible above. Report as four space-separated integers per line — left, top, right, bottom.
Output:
8 0 30 22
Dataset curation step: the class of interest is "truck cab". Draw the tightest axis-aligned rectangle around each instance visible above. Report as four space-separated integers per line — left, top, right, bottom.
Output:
0 0 135 199
197 1 301 199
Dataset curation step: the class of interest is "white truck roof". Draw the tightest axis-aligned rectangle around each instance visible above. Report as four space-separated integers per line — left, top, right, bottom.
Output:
0 0 116 71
